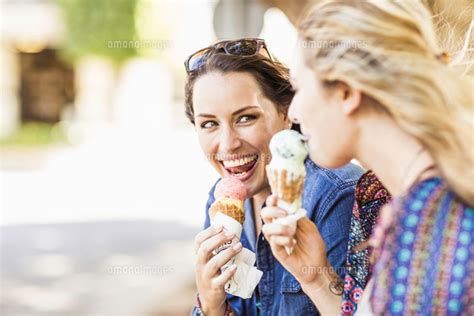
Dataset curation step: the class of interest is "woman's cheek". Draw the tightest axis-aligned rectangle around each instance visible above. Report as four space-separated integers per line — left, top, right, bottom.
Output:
298 94 314 128
196 132 208 151
244 123 269 145
197 132 216 160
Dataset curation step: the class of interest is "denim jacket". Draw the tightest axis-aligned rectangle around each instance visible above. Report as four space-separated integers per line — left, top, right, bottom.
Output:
193 160 363 315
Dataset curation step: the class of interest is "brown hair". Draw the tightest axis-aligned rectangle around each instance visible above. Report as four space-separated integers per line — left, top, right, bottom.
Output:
184 53 294 124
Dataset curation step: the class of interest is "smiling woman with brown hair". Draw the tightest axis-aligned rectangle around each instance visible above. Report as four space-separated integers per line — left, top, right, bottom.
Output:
184 38 364 315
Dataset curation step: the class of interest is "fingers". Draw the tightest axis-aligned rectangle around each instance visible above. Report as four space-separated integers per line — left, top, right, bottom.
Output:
261 206 287 224
265 194 278 207
212 264 238 288
194 224 223 253
261 222 296 239
261 222 297 259
196 230 234 265
205 242 242 278
270 236 296 248
266 235 291 260
298 217 318 234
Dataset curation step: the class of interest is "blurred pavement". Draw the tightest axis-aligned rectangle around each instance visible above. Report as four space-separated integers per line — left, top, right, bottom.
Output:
1 220 199 315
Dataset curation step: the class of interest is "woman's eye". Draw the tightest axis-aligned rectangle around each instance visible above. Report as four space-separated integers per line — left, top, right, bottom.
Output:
200 121 217 129
237 115 256 124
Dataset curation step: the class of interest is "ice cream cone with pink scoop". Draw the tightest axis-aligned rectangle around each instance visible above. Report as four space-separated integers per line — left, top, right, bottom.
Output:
208 177 262 299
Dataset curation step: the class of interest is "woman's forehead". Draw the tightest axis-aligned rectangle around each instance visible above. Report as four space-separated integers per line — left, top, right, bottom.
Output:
193 72 267 115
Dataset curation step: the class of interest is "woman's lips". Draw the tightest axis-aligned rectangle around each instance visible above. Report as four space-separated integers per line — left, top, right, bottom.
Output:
221 156 259 182
225 159 257 173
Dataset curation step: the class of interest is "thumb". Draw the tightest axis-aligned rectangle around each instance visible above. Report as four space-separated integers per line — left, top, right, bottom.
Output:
268 237 290 260
298 217 316 232
298 217 321 239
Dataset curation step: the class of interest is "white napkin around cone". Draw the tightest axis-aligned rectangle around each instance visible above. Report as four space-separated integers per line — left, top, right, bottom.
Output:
211 212 263 299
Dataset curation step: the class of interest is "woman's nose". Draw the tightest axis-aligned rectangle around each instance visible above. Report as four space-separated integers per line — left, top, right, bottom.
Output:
219 127 242 153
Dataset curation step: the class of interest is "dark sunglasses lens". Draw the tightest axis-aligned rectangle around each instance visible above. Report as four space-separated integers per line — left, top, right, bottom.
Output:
225 40 258 56
187 48 211 72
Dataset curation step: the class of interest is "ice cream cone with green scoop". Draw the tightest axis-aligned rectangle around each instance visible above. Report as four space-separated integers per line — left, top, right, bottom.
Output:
266 129 309 254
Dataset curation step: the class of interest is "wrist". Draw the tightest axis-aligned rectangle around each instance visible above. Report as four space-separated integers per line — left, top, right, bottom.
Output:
299 269 344 315
300 261 343 297
202 302 226 316
196 294 229 316
298 259 332 293
300 273 329 295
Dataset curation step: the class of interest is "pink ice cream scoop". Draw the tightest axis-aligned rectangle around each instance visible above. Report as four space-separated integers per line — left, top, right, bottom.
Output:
215 177 247 201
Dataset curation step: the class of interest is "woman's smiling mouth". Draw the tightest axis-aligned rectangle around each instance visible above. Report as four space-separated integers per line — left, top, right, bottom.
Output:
218 154 259 181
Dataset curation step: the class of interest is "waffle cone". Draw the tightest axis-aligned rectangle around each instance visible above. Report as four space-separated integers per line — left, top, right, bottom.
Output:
266 166 305 207
209 198 245 225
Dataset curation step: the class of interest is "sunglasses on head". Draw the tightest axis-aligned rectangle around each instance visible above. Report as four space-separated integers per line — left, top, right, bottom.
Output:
184 38 272 74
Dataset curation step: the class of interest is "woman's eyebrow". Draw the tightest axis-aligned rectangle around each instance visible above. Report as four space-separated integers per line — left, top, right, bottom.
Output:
195 113 216 118
196 106 261 118
232 105 261 116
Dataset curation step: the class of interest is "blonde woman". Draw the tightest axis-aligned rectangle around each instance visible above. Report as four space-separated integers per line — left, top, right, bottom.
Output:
261 0 474 314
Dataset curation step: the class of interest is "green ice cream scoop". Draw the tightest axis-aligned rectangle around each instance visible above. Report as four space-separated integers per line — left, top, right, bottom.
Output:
269 129 308 169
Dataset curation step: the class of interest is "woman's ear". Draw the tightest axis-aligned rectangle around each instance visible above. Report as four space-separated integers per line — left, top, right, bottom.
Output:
338 82 362 115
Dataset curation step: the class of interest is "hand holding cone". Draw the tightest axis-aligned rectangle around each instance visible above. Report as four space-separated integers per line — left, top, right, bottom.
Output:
208 177 263 298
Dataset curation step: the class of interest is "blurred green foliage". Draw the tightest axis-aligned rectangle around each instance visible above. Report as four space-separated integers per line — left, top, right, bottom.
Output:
0 123 68 146
57 0 139 65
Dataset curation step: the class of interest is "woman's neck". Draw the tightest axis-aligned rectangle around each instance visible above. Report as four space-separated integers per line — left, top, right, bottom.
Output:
252 186 271 238
355 115 437 197
253 186 271 212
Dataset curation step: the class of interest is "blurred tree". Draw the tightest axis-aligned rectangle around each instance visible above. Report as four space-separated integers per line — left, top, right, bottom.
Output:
57 0 139 65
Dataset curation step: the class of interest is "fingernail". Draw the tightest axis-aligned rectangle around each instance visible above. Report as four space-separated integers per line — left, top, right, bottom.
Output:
233 242 242 251
230 264 237 271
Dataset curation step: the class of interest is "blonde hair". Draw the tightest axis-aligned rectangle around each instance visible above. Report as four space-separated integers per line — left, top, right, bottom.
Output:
298 0 474 205
422 0 474 75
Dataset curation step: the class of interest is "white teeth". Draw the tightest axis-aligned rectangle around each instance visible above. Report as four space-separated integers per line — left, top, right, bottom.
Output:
222 155 257 168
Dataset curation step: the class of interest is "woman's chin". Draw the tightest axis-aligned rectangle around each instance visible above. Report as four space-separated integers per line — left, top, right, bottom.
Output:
246 173 270 199
236 172 264 199
239 176 258 199
310 152 350 169
309 152 331 168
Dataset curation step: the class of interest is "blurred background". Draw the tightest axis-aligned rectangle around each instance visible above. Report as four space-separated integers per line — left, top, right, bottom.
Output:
0 0 309 315
1 0 472 315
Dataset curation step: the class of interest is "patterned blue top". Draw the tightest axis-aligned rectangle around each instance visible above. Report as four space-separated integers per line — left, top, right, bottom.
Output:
368 177 474 314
